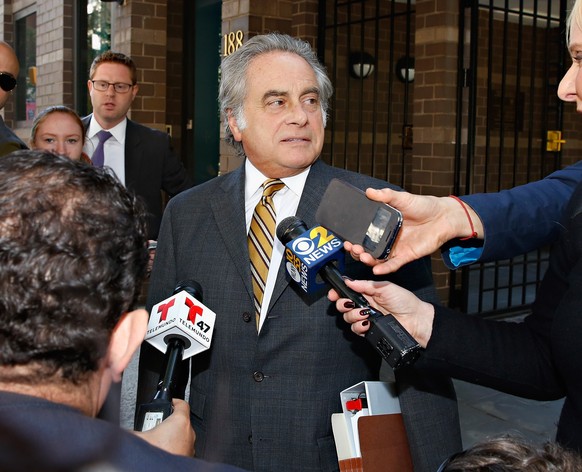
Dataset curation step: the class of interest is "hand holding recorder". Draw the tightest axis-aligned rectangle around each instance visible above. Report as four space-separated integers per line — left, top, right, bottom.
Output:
277 216 420 370
329 278 436 350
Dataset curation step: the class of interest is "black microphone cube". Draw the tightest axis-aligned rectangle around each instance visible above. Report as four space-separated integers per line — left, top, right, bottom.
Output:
364 310 421 370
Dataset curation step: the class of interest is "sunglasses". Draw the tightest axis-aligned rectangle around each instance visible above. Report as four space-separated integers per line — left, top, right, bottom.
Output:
0 73 17 92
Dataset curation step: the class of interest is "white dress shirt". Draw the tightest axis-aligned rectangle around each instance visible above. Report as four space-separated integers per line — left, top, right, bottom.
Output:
245 159 310 332
85 118 127 186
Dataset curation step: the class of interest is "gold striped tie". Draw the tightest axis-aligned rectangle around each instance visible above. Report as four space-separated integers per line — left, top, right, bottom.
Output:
248 178 285 330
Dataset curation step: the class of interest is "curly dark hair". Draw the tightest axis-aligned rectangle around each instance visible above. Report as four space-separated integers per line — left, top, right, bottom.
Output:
441 435 582 472
0 150 148 385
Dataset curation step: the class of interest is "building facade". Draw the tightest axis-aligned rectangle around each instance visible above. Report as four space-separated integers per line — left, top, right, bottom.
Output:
0 0 578 312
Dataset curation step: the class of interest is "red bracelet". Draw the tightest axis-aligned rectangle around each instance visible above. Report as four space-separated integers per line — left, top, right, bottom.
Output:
448 195 478 240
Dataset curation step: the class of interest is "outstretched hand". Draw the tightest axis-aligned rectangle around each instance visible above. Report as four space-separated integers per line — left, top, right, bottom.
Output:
344 188 482 274
327 278 435 347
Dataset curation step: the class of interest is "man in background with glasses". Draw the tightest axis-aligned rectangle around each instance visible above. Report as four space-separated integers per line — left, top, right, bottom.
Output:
83 50 192 426
83 50 192 242
0 41 27 156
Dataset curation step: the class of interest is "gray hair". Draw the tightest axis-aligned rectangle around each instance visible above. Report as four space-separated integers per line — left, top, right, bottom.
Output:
219 32 333 158
567 0 582 45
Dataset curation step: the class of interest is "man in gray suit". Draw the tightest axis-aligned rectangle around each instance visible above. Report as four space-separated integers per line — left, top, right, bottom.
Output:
137 33 461 472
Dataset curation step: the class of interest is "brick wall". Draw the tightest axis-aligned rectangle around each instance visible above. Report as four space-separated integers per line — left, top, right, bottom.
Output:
111 0 168 130
166 0 183 155
35 0 74 111
321 1 414 186
414 0 459 302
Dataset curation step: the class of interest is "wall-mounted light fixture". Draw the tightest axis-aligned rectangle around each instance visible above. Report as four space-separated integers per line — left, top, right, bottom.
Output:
349 51 375 79
395 56 415 83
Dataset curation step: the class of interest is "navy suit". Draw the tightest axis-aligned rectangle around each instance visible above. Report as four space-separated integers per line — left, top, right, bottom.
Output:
83 115 193 239
443 160 582 267
423 180 582 453
0 115 27 157
137 159 461 472
0 391 245 472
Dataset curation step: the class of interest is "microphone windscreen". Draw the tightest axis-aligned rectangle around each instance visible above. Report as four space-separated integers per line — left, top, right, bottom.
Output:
173 279 203 301
276 216 308 244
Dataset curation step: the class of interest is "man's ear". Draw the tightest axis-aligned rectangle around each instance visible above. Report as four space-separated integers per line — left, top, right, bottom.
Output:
107 308 148 383
130 83 139 102
227 109 243 142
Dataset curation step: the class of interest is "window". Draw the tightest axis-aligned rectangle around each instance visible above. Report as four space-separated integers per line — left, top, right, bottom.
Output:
14 12 36 123
75 0 111 115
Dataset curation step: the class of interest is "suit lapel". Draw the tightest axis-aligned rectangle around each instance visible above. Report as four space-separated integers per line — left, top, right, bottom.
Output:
82 116 139 187
210 165 254 299
124 120 141 189
81 115 91 131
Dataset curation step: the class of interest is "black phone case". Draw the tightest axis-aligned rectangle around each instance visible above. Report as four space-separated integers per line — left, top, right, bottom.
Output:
315 179 402 259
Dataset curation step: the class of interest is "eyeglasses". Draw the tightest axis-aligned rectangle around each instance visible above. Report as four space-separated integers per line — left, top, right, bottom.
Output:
0 72 17 92
90 80 134 94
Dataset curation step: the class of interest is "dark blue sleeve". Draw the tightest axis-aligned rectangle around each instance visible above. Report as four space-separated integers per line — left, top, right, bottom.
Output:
441 161 582 268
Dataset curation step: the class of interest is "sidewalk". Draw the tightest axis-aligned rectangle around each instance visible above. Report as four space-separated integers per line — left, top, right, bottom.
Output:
455 378 563 448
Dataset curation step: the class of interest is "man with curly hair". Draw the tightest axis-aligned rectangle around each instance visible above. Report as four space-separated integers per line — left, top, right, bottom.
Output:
0 150 243 472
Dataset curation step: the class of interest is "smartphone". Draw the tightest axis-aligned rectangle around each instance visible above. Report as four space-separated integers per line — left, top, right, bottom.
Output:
315 179 402 259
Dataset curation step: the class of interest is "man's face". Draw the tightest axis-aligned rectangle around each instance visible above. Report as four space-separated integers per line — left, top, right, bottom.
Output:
228 51 325 178
0 44 19 111
88 62 138 129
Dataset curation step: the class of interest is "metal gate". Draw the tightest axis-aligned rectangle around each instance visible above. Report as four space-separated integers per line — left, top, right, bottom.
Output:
319 0 572 317
451 0 568 316
318 0 416 188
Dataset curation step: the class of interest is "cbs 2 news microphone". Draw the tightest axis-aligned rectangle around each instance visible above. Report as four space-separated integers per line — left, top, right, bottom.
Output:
276 217 420 370
135 280 216 432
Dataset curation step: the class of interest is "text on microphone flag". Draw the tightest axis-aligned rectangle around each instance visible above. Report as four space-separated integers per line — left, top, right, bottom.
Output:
146 290 216 359
283 225 345 294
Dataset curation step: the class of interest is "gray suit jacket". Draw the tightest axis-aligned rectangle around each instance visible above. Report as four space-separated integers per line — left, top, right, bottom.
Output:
137 159 461 472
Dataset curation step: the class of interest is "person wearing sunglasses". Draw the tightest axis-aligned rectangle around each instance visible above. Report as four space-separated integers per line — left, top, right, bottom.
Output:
0 41 27 157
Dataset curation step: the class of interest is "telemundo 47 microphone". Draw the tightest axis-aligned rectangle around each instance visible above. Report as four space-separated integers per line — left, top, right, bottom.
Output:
276 216 420 370
134 280 216 432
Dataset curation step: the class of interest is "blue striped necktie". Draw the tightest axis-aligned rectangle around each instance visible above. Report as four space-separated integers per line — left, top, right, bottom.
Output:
91 130 112 167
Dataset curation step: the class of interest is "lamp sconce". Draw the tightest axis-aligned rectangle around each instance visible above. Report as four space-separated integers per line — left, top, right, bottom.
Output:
395 56 415 83
28 66 37 86
349 51 375 79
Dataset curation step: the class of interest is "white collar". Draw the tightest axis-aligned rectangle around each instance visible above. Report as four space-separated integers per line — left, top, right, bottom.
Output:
244 159 310 201
87 117 127 144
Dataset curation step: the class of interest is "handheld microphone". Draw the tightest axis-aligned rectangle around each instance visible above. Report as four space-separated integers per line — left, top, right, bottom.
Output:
134 280 216 432
276 216 420 370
